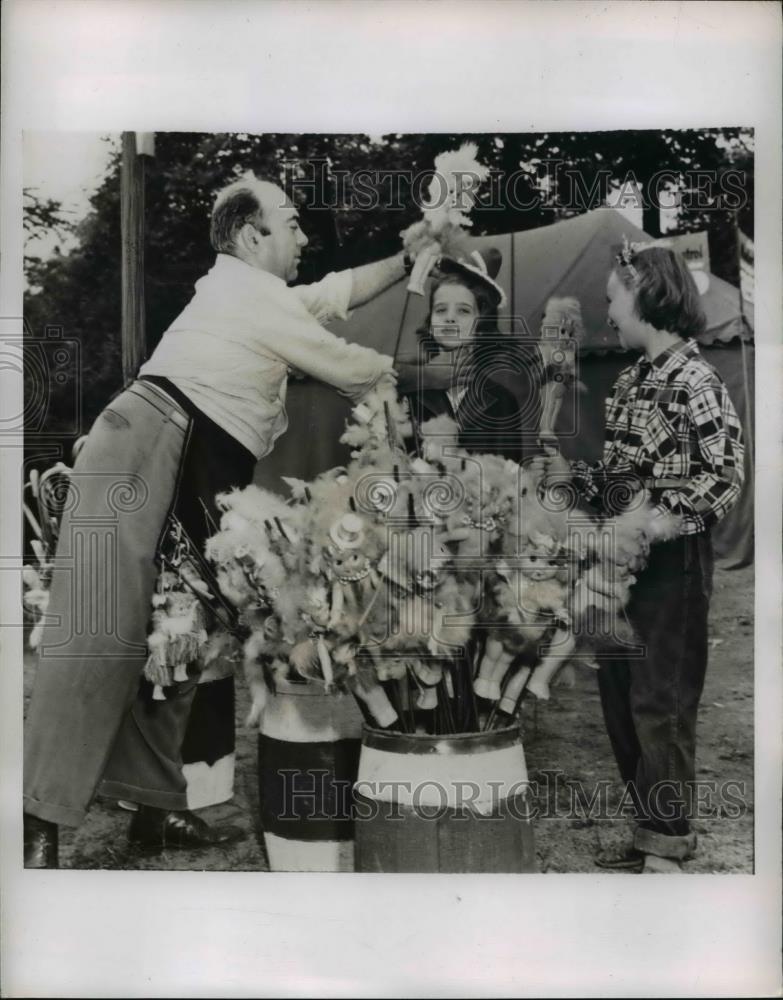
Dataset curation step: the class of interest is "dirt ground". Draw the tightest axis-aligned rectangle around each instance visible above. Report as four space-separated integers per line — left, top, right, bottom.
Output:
24 564 754 874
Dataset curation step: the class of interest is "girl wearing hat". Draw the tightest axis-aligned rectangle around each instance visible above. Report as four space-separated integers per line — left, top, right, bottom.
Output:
396 249 545 464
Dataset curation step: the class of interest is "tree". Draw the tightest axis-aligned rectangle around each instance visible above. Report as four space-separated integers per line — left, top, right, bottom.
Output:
23 188 76 289
521 128 754 280
24 128 753 459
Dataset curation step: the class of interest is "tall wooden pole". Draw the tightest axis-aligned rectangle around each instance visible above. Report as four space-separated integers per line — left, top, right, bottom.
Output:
121 131 146 386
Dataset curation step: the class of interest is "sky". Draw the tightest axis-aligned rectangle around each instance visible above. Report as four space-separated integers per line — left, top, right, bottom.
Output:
23 132 119 258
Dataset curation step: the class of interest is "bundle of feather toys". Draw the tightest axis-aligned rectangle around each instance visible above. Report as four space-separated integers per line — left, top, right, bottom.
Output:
199 383 680 734
22 385 679 732
21 142 680 731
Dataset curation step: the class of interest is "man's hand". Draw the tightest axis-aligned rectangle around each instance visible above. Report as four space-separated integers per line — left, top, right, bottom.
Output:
406 244 441 296
401 220 441 258
349 253 411 309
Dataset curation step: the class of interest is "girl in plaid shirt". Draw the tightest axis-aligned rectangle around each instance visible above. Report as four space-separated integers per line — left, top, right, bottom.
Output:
551 244 745 872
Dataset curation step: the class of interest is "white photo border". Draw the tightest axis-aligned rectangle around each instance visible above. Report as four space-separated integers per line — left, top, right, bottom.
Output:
2 1 780 996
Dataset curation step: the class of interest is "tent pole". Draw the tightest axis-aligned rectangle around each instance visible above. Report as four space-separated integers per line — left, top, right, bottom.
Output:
739 336 755 477
509 231 516 332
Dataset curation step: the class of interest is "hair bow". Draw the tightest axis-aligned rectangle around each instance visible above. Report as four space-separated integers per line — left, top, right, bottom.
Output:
615 234 642 281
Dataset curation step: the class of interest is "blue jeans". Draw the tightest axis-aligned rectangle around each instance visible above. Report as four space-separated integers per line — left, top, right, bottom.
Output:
597 533 713 859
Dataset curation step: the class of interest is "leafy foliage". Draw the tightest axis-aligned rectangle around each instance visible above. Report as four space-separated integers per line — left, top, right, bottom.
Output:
23 129 754 459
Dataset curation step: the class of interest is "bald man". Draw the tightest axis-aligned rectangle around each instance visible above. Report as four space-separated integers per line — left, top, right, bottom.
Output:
24 175 412 867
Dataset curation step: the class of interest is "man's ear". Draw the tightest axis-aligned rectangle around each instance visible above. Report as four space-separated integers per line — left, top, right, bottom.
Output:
235 222 271 256
235 222 257 255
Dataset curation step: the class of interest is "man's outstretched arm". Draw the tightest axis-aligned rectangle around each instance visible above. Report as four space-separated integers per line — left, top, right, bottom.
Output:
348 252 408 308
293 252 408 323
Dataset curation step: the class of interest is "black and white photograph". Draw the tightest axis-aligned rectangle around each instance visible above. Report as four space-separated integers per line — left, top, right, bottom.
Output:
2 1 781 997
20 127 756 876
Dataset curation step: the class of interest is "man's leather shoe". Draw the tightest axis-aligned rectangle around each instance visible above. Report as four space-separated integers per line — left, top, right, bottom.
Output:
594 845 644 872
24 813 59 869
127 806 245 851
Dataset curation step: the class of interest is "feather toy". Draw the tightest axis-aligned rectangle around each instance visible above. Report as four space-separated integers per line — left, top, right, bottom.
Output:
401 143 490 259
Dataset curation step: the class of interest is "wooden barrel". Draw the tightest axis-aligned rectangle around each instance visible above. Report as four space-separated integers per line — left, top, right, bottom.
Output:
181 659 236 810
354 725 536 873
257 679 364 872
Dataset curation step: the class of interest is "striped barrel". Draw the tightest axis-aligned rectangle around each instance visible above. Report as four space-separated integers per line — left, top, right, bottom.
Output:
181 658 236 810
354 725 537 873
258 679 364 872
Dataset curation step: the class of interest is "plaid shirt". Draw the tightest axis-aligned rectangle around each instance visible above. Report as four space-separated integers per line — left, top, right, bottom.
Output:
571 339 745 534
